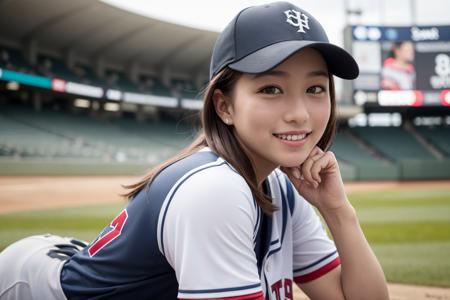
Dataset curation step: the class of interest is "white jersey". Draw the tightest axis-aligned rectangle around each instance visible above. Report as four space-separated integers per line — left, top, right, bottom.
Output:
162 148 339 299
0 147 339 300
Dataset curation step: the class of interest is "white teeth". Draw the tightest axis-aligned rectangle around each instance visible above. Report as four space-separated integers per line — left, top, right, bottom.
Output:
275 134 307 141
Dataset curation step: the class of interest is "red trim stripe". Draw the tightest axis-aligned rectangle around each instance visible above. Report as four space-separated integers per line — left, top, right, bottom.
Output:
294 257 341 284
179 290 264 300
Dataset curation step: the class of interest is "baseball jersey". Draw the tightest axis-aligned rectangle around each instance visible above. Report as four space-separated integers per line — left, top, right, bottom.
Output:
381 57 416 90
60 147 339 299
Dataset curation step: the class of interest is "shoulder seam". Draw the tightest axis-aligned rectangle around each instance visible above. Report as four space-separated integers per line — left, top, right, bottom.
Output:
158 159 227 256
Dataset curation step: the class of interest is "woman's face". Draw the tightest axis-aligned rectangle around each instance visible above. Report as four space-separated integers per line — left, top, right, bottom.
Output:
395 42 414 63
228 48 331 180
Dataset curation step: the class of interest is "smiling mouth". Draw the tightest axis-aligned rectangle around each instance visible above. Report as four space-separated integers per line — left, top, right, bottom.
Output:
272 133 309 141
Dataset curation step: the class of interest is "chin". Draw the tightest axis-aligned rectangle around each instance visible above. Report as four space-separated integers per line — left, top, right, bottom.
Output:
278 156 308 168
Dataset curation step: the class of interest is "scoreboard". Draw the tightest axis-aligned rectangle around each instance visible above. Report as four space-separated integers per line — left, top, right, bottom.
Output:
346 25 450 107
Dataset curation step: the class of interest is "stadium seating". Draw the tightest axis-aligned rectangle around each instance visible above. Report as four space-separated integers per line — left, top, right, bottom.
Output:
0 113 94 159
0 46 33 74
1 103 449 179
0 45 206 100
137 74 172 97
0 105 192 163
331 129 400 180
2 104 445 162
105 69 139 92
332 129 389 166
171 78 201 99
415 125 450 157
350 126 433 161
71 62 106 86
37 54 79 82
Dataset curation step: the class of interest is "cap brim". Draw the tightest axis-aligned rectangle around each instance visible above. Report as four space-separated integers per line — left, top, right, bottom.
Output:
228 40 359 80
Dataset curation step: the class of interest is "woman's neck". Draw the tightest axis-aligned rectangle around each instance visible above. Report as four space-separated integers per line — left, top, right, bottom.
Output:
233 131 277 186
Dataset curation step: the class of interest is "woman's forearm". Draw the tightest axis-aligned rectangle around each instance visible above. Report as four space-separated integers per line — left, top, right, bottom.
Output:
320 203 389 300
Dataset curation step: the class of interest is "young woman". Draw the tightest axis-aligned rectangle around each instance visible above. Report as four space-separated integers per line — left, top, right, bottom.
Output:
381 41 416 90
0 2 389 299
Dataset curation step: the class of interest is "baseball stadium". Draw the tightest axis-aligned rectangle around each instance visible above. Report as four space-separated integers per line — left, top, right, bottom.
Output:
0 0 449 299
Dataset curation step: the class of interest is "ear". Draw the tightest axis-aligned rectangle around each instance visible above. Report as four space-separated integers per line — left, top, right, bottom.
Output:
212 88 234 125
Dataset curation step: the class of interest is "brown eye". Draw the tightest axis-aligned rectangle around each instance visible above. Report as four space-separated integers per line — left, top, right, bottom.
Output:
306 85 325 94
259 86 282 95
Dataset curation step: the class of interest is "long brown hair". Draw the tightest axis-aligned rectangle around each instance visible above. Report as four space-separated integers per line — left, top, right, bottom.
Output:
123 67 337 215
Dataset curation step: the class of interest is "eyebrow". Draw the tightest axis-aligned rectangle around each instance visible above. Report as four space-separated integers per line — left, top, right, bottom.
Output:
252 69 329 79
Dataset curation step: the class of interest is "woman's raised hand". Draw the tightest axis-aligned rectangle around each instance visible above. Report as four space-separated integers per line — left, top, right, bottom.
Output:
281 146 351 215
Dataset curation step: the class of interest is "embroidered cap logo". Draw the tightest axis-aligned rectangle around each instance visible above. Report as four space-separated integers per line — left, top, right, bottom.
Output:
284 9 310 33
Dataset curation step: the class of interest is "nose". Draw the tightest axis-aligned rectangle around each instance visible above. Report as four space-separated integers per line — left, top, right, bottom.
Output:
283 95 309 125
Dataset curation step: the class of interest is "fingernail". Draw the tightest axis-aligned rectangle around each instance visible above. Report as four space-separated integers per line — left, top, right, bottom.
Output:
293 168 301 179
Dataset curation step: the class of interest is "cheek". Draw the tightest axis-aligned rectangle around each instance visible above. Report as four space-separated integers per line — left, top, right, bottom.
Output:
312 102 331 142
235 100 274 128
311 100 331 133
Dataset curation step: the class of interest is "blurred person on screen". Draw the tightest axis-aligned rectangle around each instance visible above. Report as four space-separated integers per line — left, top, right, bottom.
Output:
381 41 416 90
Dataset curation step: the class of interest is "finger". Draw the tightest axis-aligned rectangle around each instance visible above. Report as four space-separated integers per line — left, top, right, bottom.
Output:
301 156 319 187
301 148 324 183
280 167 313 191
310 151 336 182
282 146 324 186
304 148 327 187
310 157 326 184
309 146 323 158
294 175 312 193
310 153 327 181
281 168 315 193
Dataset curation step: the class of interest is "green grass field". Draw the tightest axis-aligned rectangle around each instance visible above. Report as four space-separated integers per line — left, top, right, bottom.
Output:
351 186 450 287
1 184 449 287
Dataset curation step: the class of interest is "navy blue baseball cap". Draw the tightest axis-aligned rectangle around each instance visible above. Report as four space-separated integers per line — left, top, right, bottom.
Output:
210 1 359 80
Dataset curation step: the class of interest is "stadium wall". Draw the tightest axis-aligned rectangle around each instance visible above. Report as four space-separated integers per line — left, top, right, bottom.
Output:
2 158 449 181
0 159 149 176
399 159 450 180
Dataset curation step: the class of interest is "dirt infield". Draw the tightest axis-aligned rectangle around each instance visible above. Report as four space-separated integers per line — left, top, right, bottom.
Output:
0 176 135 214
1 176 450 299
1 176 449 215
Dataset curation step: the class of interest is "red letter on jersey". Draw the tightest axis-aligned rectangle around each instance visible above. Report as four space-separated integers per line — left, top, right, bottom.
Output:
284 278 293 300
271 280 282 300
88 209 128 257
